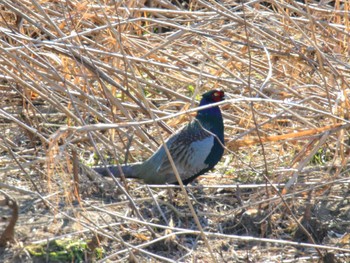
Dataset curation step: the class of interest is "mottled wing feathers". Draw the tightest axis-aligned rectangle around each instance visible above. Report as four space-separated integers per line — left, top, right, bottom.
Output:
155 120 214 183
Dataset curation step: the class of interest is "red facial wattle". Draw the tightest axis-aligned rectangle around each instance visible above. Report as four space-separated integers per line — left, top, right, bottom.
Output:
212 90 225 102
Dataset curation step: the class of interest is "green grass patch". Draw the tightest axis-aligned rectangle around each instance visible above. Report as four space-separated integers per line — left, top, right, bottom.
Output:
26 239 104 262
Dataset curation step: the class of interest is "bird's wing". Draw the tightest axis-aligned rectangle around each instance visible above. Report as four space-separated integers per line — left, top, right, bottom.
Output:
156 123 214 183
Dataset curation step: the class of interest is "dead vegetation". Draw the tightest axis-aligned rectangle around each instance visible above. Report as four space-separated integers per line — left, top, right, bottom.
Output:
0 0 350 262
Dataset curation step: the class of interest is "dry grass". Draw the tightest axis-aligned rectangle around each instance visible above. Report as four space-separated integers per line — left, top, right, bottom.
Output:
1 0 350 262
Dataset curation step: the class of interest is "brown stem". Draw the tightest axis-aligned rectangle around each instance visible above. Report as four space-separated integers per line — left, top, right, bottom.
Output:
0 191 18 247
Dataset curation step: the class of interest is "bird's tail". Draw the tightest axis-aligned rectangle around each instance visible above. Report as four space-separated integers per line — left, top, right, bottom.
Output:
93 163 141 179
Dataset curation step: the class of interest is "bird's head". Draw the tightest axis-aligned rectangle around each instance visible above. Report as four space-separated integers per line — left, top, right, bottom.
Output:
196 89 225 121
199 90 225 106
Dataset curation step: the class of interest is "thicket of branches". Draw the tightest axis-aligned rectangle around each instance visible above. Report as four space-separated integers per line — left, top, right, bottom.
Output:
0 0 350 262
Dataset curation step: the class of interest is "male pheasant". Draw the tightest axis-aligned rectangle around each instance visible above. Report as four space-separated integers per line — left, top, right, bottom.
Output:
93 89 225 184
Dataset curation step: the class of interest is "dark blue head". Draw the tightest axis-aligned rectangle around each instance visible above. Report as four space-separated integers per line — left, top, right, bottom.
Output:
197 89 225 118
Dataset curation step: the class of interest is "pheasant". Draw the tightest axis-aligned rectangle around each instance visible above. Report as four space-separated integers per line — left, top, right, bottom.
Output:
93 89 225 184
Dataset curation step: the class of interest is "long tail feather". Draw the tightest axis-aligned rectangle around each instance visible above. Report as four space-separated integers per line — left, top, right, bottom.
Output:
93 164 139 179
